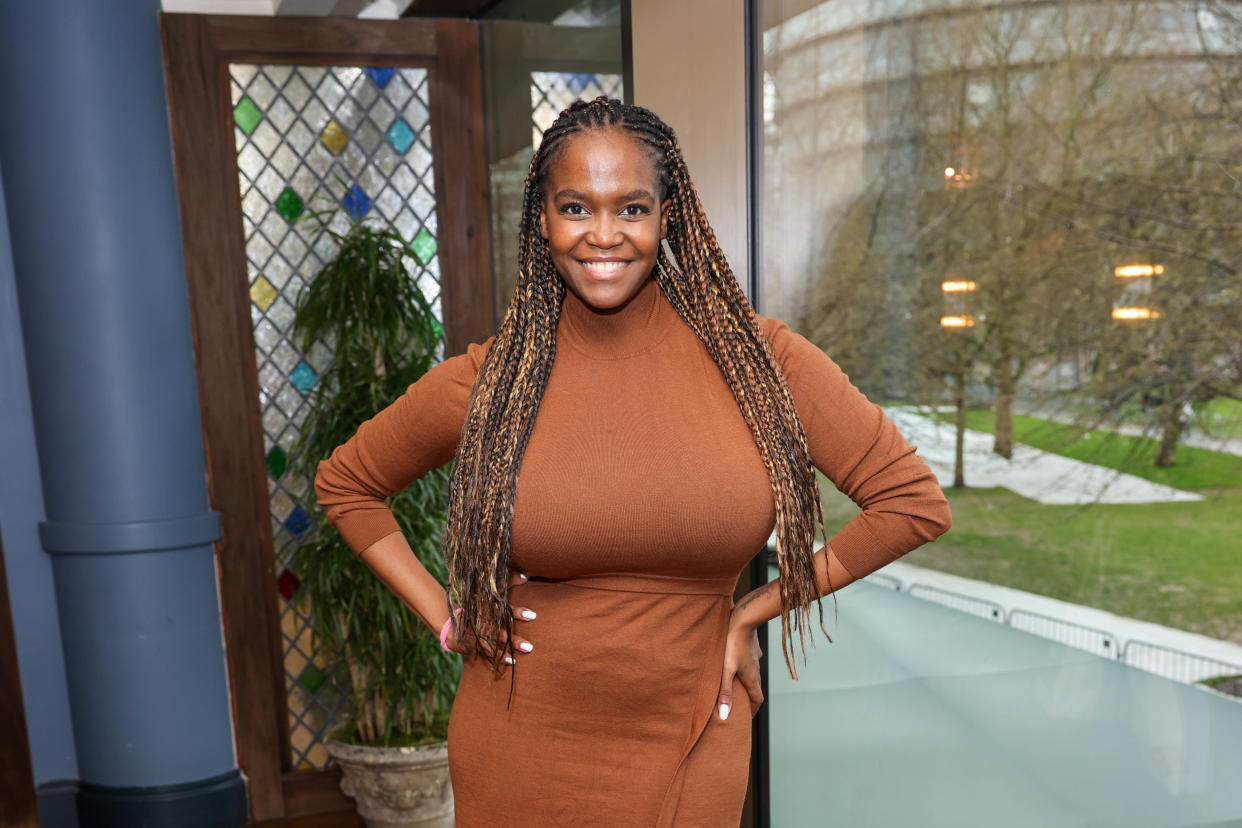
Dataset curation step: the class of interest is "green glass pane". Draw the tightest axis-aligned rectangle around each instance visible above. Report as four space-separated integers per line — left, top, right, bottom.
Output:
234 96 262 135
275 187 304 222
298 663 325 695
412 227 436 265
266 446 288 479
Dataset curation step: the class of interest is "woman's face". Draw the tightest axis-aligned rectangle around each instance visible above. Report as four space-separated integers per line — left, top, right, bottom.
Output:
539 128 672 312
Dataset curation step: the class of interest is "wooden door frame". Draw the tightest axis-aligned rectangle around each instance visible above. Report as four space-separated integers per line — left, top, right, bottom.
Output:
159 13 491 821
0 529 39 828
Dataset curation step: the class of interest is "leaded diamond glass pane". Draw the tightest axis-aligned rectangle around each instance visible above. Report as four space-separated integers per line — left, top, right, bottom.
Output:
229 62 442 771
530 71 624 148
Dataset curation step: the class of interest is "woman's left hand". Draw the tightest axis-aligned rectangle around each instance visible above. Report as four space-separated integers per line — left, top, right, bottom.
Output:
717 616 763 721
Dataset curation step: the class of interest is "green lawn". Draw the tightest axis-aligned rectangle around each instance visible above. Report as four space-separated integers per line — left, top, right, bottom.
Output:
1198 398 1242 440
934 409 1242 491
817 459 1242 645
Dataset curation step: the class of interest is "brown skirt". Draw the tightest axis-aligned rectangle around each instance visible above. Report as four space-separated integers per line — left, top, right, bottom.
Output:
447 575 752 827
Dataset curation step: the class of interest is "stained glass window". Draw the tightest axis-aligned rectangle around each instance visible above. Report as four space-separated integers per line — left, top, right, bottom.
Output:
230 62 441 771
530 71 624 149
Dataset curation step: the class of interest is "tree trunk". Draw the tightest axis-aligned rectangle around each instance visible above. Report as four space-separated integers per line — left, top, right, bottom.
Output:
1155 402 1185 467
954 369 967 489
993 377 1015 459
993 337 1017 459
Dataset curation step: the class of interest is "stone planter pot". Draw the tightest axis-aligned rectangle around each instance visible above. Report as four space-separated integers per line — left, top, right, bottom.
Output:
324 739 454 828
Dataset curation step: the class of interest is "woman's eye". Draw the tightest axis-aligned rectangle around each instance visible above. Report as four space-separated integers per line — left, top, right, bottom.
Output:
559 203 586 216
622 204 651 217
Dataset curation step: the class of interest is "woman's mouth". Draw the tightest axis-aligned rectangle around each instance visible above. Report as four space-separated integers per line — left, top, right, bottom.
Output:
578 260 629 278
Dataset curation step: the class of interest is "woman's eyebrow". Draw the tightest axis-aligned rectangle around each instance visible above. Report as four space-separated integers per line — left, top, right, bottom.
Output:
553 188 655 202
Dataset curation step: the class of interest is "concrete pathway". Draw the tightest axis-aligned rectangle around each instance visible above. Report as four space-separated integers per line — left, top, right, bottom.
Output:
885 406 1203 505
1019 404 1242 458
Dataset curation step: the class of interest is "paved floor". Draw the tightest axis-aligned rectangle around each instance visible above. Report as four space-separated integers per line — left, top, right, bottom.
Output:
885 406 1202 505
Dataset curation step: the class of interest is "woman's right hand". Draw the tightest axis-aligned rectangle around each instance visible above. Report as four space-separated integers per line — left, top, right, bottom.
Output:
443 567 537 664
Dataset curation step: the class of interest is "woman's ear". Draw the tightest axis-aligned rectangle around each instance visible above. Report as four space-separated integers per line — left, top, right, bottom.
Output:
659 198 672 238
539 203 548 240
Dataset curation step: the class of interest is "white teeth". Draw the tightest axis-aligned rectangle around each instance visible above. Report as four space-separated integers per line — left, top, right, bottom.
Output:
581 260 625 275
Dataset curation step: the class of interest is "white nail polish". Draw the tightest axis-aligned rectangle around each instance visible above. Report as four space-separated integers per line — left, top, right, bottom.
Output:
519 571 528 580
521 609 537 620
518 641 533 652
504 656 515 665
719 704 730 721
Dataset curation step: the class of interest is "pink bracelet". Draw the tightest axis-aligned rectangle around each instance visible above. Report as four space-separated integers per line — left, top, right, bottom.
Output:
439 608 463 653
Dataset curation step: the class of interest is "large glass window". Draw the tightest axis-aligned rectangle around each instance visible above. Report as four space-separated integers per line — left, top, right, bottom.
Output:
760 0 1242 822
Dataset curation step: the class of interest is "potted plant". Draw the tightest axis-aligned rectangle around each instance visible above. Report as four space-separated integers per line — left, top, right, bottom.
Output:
287 214 459 828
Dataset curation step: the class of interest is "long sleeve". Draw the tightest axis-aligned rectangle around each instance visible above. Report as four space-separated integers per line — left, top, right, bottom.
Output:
313 337 493 554
758 316 952 579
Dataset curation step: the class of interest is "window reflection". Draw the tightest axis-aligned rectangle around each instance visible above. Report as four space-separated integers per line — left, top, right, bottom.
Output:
761 0 1241 821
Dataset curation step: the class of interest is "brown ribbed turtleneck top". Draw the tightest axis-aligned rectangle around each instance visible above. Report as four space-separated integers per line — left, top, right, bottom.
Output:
314 275 951 827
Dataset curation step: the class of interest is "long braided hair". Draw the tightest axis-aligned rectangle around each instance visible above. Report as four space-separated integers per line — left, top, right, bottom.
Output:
443 96 831 679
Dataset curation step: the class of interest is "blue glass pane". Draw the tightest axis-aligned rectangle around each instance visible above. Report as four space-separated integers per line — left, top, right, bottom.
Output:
290 360 318 394
342 183 371 221
284 505 312 538
387 118 415 155
365 67 394 88
568 73 592 96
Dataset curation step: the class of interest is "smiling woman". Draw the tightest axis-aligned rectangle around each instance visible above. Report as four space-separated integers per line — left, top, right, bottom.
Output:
313 96 951 826
538 130 671 311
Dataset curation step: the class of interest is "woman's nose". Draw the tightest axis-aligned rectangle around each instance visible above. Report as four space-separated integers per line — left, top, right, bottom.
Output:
585 216 622 248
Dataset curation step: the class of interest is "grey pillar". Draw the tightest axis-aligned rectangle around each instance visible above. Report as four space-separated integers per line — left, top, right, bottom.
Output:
0 2 246 826
0 159 81 825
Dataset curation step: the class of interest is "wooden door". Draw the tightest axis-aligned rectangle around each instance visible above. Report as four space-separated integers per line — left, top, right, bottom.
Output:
159 14 491 821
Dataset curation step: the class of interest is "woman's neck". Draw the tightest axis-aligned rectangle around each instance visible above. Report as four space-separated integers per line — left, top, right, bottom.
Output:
558 276 673 360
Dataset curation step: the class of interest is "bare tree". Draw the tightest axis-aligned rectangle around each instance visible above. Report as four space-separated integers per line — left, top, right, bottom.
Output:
775 0 1239 476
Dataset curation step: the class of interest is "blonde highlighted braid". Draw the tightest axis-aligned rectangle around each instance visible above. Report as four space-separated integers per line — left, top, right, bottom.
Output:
443 96 831 681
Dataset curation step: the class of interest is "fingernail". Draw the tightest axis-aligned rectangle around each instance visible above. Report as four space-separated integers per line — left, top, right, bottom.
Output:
719 704 730 721
504 656 515 665
520 609 537 620
518 641 533 652
519 571 528 580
